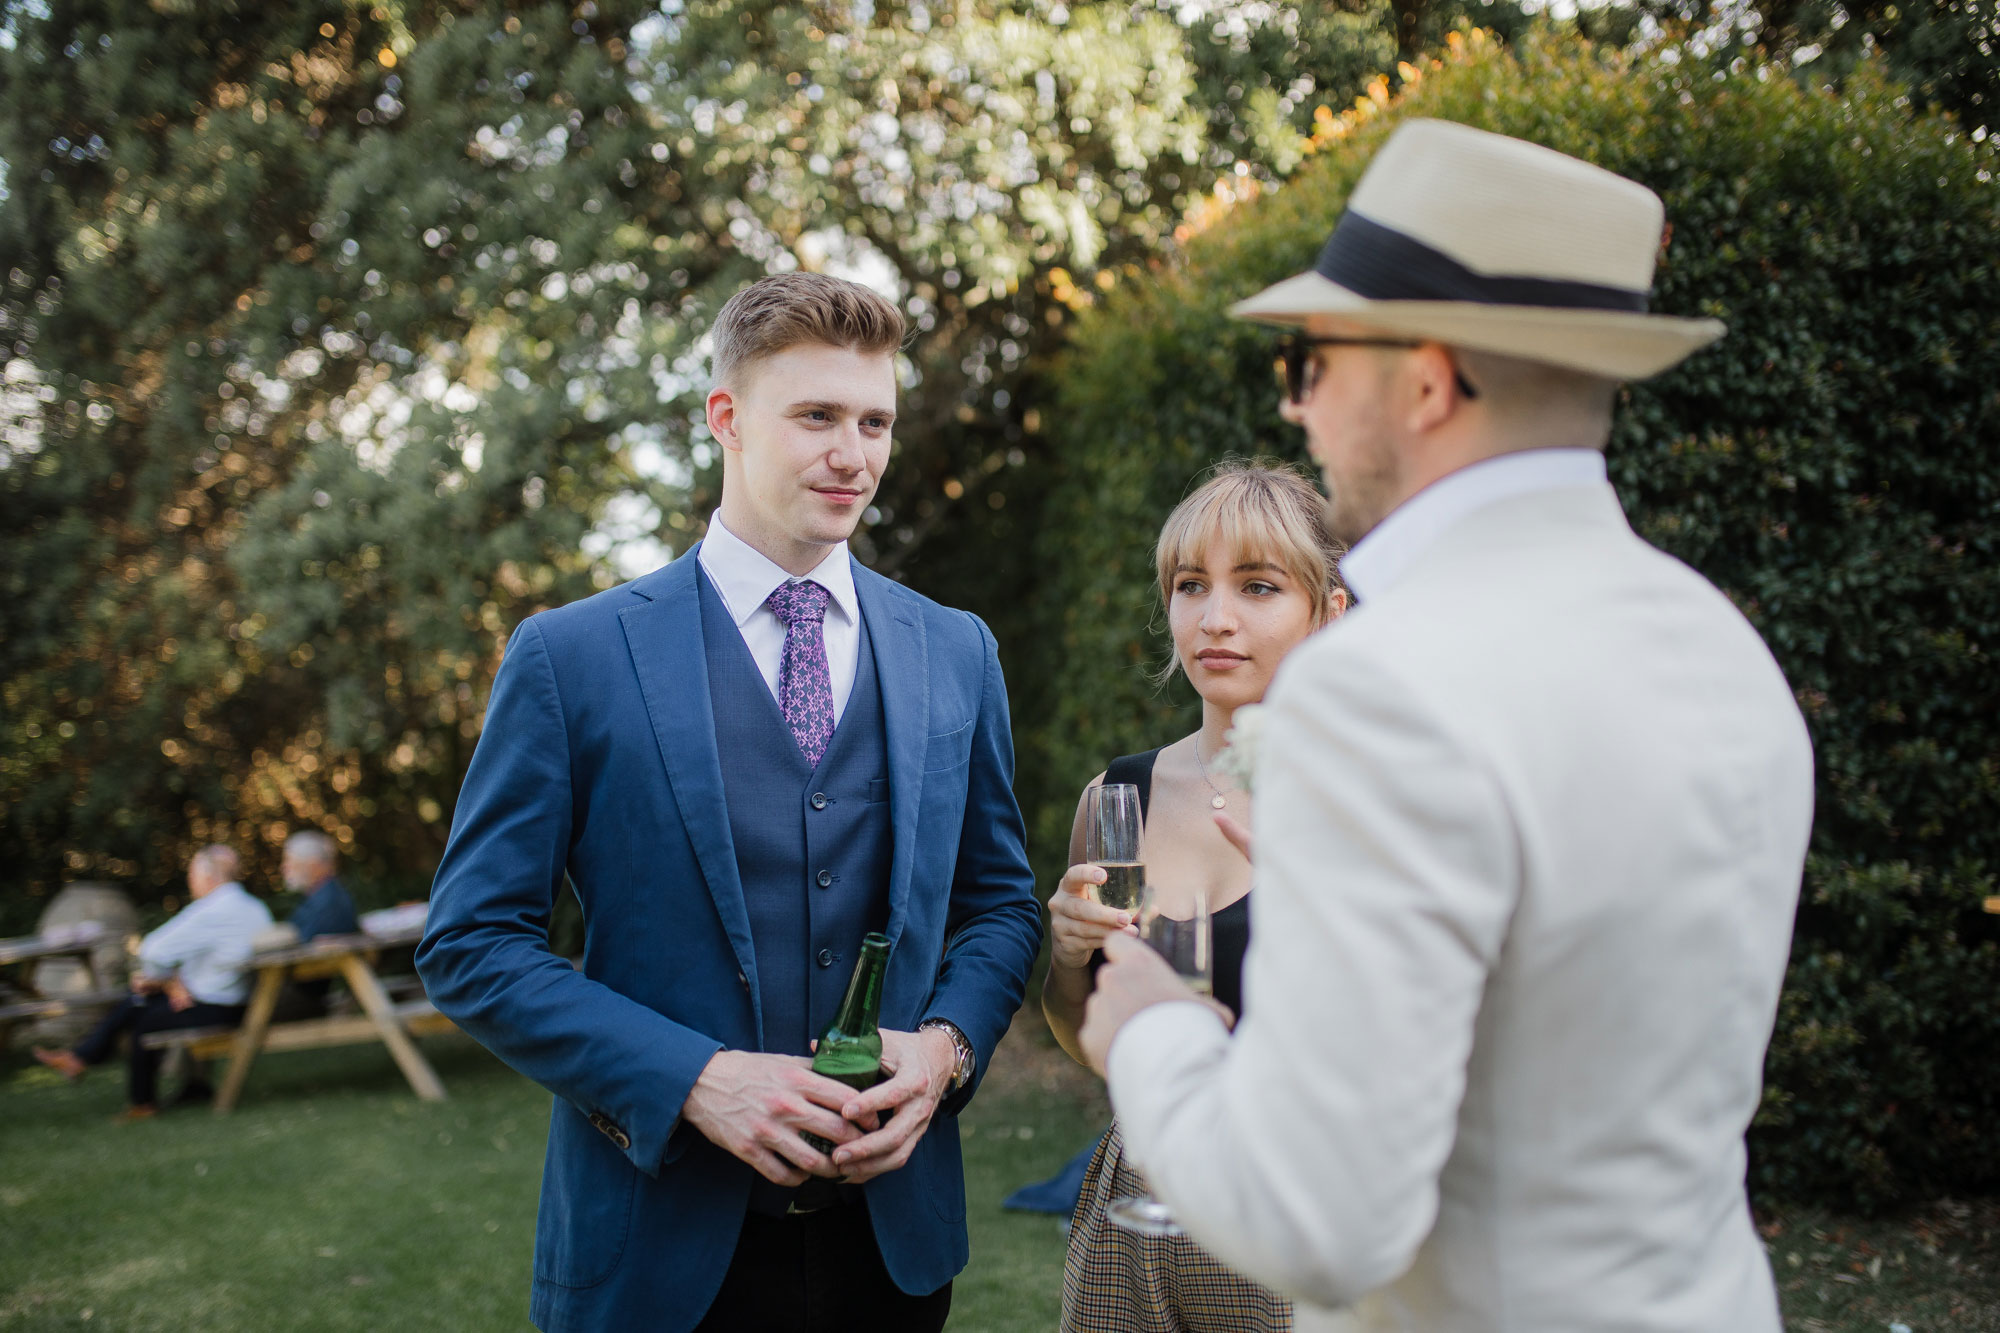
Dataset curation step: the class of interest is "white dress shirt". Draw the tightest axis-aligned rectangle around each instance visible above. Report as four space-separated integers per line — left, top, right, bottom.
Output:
1339 447 1610 604
696 513 862 723
137 881 275 1006
1107 452 1812 1332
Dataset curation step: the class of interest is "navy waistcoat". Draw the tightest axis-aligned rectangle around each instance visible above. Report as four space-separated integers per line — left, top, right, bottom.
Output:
699 572 894 1062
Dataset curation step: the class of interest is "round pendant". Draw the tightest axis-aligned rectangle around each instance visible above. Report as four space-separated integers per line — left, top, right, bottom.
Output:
1211 794 1227 810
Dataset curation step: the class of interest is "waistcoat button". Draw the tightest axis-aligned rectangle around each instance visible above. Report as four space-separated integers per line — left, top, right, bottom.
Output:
817 869 833 888
810 792 828 810
816 948 834 968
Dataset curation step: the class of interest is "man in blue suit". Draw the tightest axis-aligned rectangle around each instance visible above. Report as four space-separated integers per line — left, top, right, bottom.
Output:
417 271 1042 1332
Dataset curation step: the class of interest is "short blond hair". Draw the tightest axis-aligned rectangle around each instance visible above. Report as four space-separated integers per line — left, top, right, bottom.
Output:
1155 459 1348 629
709 272 905 389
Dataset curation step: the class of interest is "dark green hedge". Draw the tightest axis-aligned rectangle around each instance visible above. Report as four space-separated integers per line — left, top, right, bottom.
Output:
1016 32 2000 1208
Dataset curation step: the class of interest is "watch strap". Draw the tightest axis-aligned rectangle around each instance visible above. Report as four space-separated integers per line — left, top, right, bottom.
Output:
918 1018 974 1091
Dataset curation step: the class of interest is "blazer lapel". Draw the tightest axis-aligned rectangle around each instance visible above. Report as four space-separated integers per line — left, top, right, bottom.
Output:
618 549 761 1017
855 565 928 952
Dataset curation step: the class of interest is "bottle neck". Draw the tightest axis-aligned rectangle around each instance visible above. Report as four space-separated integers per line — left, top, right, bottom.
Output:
830 937 890 1037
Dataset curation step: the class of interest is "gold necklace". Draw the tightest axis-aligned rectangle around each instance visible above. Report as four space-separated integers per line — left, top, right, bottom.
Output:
1193 737 1235 811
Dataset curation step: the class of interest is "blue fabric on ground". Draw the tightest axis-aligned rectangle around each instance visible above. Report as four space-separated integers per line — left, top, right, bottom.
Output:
1003 1133 1105 1215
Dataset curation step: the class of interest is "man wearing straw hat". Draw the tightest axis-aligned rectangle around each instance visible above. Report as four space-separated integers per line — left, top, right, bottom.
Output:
1080 120 1814 1331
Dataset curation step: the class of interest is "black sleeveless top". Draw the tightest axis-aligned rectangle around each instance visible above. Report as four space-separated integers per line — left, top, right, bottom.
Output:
1092 747 1253 1018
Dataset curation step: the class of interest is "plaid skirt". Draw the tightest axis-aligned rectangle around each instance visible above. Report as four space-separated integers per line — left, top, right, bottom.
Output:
1060 1121 1293 1333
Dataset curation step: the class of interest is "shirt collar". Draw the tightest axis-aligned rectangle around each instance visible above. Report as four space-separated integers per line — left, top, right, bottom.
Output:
1339 448 1610 603
195 881 246 910
698 512 858 629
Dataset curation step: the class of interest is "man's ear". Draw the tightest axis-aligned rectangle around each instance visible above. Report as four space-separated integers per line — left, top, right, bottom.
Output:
1404 343 1468 434
706 385 742 453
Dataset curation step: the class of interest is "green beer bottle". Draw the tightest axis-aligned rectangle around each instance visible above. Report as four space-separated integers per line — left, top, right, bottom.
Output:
802 932 891 1156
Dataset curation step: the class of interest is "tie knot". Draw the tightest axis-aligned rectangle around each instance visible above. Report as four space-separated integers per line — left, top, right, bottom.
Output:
766 578 831 627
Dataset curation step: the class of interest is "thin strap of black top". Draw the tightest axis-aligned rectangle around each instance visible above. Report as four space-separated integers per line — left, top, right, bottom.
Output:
1101 748 1162 823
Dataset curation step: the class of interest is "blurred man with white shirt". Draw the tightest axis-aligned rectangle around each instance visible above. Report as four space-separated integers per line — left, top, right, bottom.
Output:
36 843 272 1119
1081 121 1814 1332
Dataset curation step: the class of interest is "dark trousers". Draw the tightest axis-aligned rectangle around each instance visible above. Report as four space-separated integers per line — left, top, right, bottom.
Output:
71 993 244 1108
271 980 332 1024
692 1200 952 1333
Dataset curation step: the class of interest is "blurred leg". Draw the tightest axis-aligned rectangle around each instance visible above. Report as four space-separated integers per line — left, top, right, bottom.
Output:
128 999 243 1108
69 993 144 1067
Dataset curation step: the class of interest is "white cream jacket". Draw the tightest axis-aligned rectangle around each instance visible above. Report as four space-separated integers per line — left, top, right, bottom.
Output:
1109 479 1814 1333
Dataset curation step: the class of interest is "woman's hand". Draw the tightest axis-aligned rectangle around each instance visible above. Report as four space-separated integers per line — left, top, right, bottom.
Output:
1214 810 1253 863
1047 863 1137 971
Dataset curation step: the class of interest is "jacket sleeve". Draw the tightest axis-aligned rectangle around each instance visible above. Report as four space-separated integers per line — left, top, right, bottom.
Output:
417 617 723 1177
918 614 1044 1114
1106 637 1517 1308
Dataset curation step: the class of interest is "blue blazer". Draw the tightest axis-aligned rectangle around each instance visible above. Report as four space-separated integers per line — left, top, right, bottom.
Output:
417 548 1042 1333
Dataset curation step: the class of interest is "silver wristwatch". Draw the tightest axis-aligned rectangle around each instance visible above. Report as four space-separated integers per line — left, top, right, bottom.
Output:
918 1018 975 1092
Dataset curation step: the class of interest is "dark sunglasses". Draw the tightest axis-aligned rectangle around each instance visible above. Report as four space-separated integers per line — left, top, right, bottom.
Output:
1276 333 1480 404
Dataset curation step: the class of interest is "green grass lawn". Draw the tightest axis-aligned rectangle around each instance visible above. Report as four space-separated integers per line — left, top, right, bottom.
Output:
0 1017 1106 1332
2 1012 1993 1332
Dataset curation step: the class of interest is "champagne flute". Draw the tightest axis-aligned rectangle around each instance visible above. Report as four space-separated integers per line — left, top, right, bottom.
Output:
1106 888 1213 1236
1084 783 1145 913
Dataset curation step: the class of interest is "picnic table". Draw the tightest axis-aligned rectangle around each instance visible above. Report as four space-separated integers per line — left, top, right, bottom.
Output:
0 922 128 1028
144 917 457 1113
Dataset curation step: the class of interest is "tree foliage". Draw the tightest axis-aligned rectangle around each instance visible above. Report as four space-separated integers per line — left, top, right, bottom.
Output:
0 0 1433 921
1639 0 1999 134
1026 31 2000 1207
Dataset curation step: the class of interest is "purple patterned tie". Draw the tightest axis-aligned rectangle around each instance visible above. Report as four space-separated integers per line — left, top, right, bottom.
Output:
765 579 835 767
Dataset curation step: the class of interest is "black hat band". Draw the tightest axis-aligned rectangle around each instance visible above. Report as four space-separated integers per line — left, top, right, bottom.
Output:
1315 212 1650 314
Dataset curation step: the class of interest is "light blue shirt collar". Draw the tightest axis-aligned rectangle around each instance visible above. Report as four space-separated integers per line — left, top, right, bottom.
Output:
1339 448 1610 603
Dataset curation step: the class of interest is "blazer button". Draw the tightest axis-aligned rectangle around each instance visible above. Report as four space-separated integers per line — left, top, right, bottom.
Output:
816 948 834 968
810 792 828 810
817 869 833 888
737 970 749 991
611 1129 632 1151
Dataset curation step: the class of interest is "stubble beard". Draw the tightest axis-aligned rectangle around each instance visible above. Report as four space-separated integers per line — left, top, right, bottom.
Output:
1323 427 1402 547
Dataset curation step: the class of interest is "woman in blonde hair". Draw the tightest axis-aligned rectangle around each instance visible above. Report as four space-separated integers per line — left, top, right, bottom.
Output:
1043 459 1348 1333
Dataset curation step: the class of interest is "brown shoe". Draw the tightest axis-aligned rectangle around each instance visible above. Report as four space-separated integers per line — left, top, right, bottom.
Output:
110 1104 158 1124
32 1047 85 1082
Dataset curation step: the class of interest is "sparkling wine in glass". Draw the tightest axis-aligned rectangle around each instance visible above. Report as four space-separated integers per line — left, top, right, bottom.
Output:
1085 784 1145 912
1106 888 1214 1237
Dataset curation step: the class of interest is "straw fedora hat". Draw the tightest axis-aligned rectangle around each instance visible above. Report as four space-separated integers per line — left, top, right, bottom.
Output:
1231 119 1725 380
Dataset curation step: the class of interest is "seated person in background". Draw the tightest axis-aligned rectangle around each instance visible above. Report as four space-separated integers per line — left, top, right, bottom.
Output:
282 829 359 942
34 844 272 1120
267 828 361 1020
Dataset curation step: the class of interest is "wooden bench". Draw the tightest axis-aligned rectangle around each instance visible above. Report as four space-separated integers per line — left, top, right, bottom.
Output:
0 927 118 1045
134 926 456 1112
0 987 130 1023
139 998 456 1063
